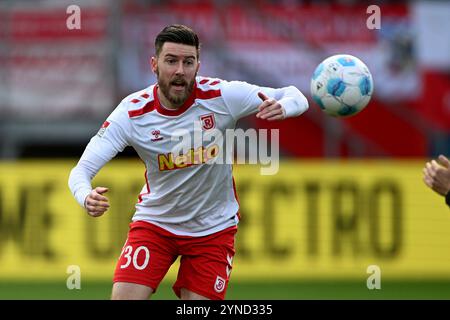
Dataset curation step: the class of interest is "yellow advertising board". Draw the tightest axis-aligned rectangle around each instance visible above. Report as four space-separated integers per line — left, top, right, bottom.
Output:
0 160 449 281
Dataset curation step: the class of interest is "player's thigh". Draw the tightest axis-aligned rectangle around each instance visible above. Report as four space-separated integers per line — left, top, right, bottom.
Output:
180 288 209 300
174 226 237 300
113 222 177 295
111 282 154 300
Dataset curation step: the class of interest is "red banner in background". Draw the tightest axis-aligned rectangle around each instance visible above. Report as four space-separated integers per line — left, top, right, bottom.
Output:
0 6 113 120
419 72 450 130
225 4 378 44
9 9 107 40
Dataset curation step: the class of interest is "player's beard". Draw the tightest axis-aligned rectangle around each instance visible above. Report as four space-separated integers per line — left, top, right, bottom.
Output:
156 70 196 108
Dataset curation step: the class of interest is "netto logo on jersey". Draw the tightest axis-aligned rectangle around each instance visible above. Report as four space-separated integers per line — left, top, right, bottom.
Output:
158 145 219 171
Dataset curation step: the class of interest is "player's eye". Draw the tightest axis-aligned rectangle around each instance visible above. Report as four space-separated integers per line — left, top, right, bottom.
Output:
184 60 194 66
166 59 177 65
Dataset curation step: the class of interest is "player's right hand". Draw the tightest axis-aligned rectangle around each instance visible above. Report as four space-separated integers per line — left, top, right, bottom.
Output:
84 187 110 217
256 92 286 121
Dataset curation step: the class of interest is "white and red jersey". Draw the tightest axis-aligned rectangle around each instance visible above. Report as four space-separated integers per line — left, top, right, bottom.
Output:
69 76 308 236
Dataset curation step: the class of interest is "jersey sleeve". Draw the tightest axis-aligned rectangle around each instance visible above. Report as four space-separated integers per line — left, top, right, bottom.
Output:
68 102 132 207
85 102 131 161
220 80 309 120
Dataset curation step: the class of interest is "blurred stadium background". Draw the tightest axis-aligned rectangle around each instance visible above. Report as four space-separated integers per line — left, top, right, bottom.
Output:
1 0 450 299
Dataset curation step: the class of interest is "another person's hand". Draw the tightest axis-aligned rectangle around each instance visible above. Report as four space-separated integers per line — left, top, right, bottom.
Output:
423 155 450 196
84 187 110 217
256 92 286 121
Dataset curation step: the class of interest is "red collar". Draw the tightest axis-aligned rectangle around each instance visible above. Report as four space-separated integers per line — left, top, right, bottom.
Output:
153 83 197 116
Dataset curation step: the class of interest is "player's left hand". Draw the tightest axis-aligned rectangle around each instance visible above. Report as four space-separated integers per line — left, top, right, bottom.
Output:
256 92 286 121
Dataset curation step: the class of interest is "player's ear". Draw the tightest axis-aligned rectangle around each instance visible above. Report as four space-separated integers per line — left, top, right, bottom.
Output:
150 56 157 73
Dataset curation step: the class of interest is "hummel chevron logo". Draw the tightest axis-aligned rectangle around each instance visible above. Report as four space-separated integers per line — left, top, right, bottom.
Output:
226 254 233 277
151 129 163 142
227 254 233 266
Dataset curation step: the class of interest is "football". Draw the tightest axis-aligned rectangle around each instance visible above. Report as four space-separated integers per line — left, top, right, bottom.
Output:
310 54 373 117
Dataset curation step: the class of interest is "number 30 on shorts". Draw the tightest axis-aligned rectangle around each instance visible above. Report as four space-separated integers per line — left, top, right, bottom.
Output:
120 245 150 270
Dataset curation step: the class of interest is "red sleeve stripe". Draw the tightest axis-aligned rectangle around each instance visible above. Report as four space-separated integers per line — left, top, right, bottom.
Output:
131 98 140 103
196 88 221 100
199 79 209 85
141 93 150 98
209 80 220 85
128 100 156 118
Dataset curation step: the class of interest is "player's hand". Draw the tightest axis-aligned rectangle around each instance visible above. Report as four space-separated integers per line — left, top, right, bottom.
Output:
423 155 450 196
256 92 286 121
84 187 110 217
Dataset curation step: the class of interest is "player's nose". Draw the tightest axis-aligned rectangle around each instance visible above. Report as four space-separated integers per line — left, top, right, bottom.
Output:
175 61 185 76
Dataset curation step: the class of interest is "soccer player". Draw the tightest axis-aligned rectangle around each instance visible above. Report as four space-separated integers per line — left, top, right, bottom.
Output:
68 24 309 300
423 155 450 208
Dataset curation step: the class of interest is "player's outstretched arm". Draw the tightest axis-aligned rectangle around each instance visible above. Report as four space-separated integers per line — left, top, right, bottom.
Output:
221 81 308 121
84 187 110 217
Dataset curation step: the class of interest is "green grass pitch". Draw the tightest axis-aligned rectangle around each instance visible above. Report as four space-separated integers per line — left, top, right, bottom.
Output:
1 280 450 300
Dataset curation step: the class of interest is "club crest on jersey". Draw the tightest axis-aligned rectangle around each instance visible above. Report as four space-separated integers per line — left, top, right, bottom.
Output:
200 113 215 130
214 276 226 293
97 121 110 137
151 129 163 142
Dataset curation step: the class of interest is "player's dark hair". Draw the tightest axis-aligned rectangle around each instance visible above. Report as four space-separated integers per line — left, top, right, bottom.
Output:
155 24 200 58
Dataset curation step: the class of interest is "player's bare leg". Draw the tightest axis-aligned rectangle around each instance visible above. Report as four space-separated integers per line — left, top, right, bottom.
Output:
180 288 210 300
111 282 154 300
